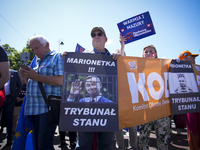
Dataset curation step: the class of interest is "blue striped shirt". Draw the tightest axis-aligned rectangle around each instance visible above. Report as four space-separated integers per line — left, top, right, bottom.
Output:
25 50 64 116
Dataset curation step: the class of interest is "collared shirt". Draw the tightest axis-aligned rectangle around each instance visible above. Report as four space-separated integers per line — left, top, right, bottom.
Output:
5 79 10 96
67 95 102 102
93 48 111 55
25 50 64 116
79 96 112 102
82 95 103 102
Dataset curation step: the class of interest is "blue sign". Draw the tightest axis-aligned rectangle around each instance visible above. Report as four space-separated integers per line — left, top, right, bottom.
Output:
117 11 156 44
75 43 85 53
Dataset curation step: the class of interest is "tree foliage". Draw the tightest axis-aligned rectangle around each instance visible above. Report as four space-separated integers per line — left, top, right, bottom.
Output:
2 42 35 71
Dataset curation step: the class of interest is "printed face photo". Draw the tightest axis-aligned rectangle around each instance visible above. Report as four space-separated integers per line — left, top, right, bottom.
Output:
85 76 102 97
169 73 199 94
64 74 117 102
178 76 187 88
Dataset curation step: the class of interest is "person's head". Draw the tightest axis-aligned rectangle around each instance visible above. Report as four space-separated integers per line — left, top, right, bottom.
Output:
177 74 187 88
28 35 50 59
142 45 158 58
85 75 102 98
91 27 107 52
178 50 199 64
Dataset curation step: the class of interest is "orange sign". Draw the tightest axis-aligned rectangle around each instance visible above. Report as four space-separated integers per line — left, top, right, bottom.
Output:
117 56 172 129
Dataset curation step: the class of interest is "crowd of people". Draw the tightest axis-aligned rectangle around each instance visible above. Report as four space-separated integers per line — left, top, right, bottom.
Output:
0 26 199 150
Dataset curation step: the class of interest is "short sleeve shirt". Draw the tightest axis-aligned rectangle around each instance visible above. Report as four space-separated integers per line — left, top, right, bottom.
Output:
25 50 64 116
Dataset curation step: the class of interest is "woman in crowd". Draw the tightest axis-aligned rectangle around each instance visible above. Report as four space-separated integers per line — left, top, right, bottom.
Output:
139 45 170 150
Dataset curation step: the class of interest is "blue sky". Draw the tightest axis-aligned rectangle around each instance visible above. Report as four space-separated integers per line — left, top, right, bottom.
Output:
0 0 200 64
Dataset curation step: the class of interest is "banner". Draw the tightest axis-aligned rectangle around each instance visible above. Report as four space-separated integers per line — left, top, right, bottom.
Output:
117 56 171 129
169 60 200 115
75 43 85 53
58 54 200 130
117 11 156 44
59 53 119 132
193 64 200 91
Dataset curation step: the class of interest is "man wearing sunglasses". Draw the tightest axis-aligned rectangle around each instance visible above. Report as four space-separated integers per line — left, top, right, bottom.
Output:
178 50 200 150
75 27 119 150
62 27 120 60
61 27 120 150
83 27 119 60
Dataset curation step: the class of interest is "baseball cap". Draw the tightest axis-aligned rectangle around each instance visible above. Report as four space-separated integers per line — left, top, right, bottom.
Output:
178 50 199 60
91 27 107 37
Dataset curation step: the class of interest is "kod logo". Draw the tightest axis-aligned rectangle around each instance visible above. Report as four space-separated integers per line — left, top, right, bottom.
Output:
127 72 169 104
125 32 133 40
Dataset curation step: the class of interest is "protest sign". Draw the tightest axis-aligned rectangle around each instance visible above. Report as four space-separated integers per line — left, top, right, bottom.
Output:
59 54 200 130
117 11 156 44
168 60 200 115
117 56 171 129
59 52 119 132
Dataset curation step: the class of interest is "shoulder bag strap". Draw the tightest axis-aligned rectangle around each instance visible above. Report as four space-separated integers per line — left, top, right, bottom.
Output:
37 68 48 107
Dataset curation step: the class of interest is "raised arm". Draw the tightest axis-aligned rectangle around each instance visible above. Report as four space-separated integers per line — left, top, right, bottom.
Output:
118 34 127 56
112 34 127 60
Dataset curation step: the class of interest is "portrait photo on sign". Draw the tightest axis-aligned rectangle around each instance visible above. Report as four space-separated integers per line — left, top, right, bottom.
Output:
63 73 117 103
169 72 199 94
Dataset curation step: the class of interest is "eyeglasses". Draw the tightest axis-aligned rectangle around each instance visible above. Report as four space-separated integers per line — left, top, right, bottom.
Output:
91 32 103 38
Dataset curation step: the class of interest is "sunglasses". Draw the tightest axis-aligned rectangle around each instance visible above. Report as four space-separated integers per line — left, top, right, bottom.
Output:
91 32 103 38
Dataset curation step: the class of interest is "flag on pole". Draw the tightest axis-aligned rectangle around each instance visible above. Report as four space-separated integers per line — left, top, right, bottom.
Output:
75 43 85 53
12 56 37 150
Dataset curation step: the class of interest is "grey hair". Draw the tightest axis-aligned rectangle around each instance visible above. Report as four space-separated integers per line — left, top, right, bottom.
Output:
28 35 48 46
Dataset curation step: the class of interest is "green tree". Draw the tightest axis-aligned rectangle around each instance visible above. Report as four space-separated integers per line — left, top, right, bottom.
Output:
2 43 35 71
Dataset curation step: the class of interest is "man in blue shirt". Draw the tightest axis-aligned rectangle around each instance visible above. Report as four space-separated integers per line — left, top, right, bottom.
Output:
19 35 64 150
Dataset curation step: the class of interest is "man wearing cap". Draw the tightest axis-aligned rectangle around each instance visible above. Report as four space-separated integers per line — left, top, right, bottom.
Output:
80 27 119 150
178 50 198 64
178 50 200 150
62 26 120 150
83 27 119 60
62 27 119 150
